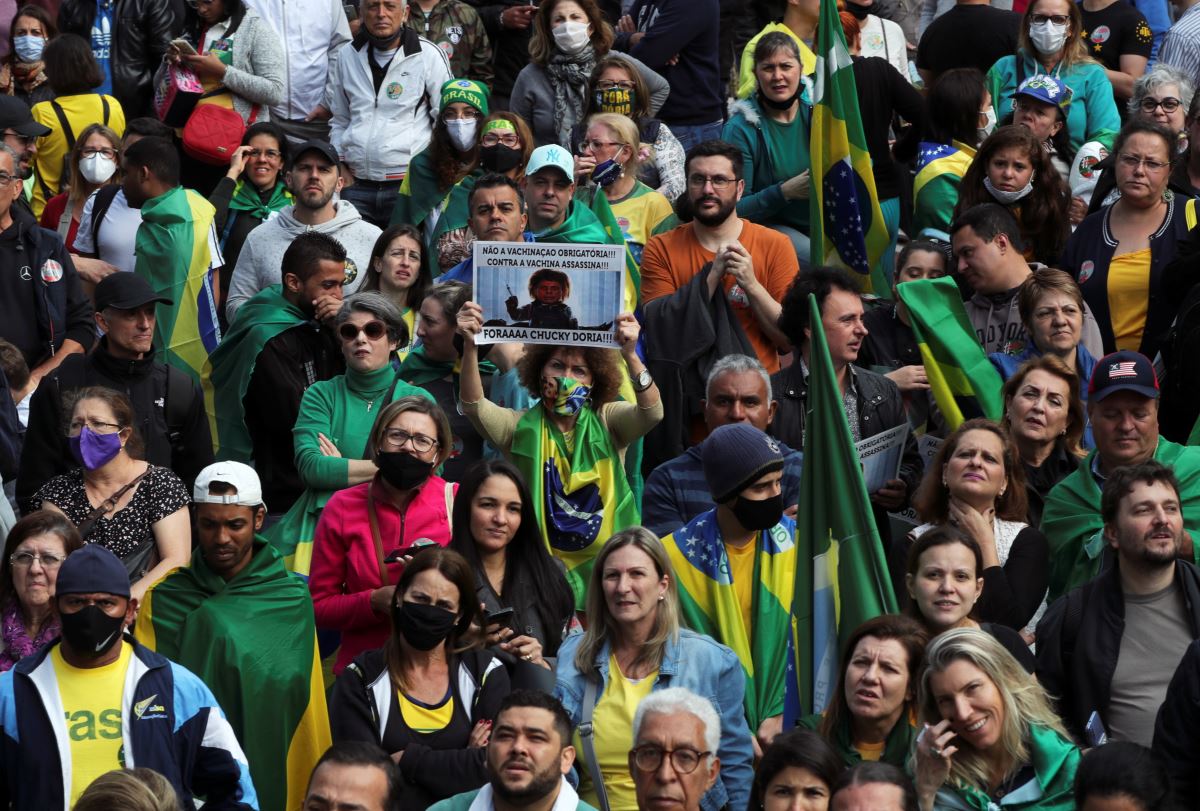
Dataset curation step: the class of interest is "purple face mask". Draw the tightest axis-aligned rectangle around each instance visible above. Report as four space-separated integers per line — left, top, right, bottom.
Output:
69 425 123 470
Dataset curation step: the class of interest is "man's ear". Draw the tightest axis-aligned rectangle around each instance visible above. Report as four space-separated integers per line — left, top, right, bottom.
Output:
254 507 266 532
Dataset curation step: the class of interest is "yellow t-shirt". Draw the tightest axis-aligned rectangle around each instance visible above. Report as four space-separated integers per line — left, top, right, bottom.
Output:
399 689 455 734
857 740 885 762
51 640 133 805
725 539 757 638
30 93 127 217
1107 248 1152 352
576 654 658 811
608 182 674 266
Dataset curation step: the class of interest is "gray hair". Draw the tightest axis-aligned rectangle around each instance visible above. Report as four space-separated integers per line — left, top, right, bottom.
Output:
632 687 720 756
705 354 772 402
1130 64 1196 121
0 144 20 176
335 291 408 346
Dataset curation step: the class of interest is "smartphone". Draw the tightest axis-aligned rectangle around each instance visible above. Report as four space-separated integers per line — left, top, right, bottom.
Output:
343 2 358 20
485 607 516 629
170 38 198 55
384 538 438 563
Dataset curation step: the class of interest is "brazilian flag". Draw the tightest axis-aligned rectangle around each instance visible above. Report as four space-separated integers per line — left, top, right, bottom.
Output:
786 293 897 723
896 276 1004 429
808 0 890 296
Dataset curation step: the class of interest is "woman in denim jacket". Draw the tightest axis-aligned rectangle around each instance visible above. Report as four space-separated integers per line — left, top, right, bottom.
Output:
555 528 754 811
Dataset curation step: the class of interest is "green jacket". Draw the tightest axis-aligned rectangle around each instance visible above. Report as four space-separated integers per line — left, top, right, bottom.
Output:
933 725 1079 811
798 712 915 769
723 94 811 231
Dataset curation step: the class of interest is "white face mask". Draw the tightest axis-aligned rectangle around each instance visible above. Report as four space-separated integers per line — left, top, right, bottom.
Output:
78 153 117 185
984 175 1034 204
553 20 591 54
1029 20 1069 55
445 118 478 152
977 107 997 143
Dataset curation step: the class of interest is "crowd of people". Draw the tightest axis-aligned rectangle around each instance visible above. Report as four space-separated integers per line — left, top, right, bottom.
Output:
0 0 1199 806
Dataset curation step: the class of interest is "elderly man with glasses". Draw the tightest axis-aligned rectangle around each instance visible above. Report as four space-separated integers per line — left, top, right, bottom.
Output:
629 688 723 811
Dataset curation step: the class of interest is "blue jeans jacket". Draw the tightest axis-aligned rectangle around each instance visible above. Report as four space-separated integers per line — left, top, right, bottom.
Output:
555 628 754 811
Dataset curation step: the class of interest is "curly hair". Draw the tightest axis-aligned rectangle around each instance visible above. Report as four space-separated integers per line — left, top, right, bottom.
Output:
954 125 1070 264
913 418 1029 523
518 344 624 406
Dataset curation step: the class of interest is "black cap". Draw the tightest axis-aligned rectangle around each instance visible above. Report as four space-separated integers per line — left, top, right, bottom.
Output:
94 272 173 312
1088 350 1160 402
290 139 339 168
56 545 131 599
0 96 50 138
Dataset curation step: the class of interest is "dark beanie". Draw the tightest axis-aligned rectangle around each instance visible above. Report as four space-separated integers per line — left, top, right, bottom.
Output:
55 544 131 599
702 423 785 503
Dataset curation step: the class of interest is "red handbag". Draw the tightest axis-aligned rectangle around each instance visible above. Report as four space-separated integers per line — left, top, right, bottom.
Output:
182 94 259 166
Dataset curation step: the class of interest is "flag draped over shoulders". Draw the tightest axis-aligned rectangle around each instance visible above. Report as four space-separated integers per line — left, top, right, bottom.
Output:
136 541 331 811
789 293 896 723
663 510 796 732
912 141 975 236
532 199 609 245
391 153 481 275
510 404 638 608
808 0 890 296
896 276 1004 430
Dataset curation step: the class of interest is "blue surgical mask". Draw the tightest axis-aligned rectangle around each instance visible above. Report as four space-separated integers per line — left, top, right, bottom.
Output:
591 158 624 187
13 35 44 63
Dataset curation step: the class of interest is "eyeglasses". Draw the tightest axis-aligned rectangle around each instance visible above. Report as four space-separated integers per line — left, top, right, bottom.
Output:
1140 96 1182 114
443 109 482 122
629 746 711 775
596 80 635 91
579 139 623 153
9 552 65 569
246 148 282 160
0 172 19 185
2 131 34 146
338 320 388 342
66 419 123 437
481 132 520 148
1117 153 1170 172
82 147 117 160
687 174 735 190
381 428 439 453
1030 13 1069 24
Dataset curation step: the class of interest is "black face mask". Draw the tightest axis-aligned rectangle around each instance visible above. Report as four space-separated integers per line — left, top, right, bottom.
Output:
376 452 434 491
732 493 785 531
480 144 523 173
843 0 871 19
758 89 800 111
392 601 458 650
367 29 402 50
60 604 125 658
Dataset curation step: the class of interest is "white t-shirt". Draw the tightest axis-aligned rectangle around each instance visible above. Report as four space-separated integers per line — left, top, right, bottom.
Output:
75 188 142 274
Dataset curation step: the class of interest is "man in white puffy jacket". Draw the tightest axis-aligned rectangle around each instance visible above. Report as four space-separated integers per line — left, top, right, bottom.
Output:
328 0 452 226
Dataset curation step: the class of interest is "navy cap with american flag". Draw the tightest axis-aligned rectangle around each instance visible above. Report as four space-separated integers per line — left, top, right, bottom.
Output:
1089 350 1160 402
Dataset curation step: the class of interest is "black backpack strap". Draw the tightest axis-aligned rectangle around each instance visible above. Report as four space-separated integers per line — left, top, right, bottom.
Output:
100 96 109 127
38 101 77 202
89 185 121 254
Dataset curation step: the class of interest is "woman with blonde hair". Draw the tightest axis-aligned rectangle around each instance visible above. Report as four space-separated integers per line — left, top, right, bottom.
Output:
74 768 183 811
913 627 1079 811
554 527 753 811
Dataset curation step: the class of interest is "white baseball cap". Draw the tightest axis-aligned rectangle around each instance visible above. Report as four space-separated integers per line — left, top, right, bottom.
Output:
193 461 265 510
525 144 575 181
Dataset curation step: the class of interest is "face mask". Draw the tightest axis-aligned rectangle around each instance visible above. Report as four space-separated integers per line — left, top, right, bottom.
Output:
1028 20 1069 55
731 493 784 531
445 118 478 153
553 20 591 54
984 175 1034 204
977 107 997 143
758 89 799 111
78 153 117 185
367 28 402 50
480 143 523 173
591 158 624 187
545 376 591 416
392 601 458 650
59 604 125 658
376 451 434 491
843 0 870 19
595 86 635 116
69 426 123 470
13 35 44 63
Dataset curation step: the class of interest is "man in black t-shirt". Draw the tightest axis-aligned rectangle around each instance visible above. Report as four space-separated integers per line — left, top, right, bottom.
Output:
1080 0 1152 106
916 0 1020 84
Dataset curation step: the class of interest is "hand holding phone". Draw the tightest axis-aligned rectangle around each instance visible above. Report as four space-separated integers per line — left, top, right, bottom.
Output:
170 38 198 55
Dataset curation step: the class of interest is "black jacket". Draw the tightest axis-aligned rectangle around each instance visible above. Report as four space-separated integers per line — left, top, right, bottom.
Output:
1037 559 1200 743
1152 637 1200 799
462 0 530 97
57 0 179 118
16 337 213 512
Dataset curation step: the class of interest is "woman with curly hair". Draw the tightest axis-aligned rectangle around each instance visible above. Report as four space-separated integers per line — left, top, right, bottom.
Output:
456 300 662 605
954 125 1070 265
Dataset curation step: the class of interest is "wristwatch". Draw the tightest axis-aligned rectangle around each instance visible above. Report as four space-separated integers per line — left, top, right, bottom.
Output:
632 368 653 392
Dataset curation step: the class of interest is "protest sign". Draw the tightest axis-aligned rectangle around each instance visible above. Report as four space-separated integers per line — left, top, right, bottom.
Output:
856 423 910 493
472 241 625 348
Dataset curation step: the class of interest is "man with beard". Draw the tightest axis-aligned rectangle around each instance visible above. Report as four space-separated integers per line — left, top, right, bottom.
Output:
1037 461 1200 746
430 691 598 810
225 139 376 320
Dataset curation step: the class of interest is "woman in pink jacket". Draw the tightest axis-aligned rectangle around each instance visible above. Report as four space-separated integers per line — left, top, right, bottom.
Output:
309 395 459 674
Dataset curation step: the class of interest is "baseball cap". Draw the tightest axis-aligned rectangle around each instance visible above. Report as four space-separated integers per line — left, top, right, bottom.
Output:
94 272 173 312
525 145 575 181
55 545 131 599
0 96 49 138
1088 350 1160 402
1012 75 1073 111
290 139 339 168
193 461 266 509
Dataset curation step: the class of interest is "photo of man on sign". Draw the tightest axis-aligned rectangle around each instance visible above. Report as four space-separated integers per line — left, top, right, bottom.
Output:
506 269 578 329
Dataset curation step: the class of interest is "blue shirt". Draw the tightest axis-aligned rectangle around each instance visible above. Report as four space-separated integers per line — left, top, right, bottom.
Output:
92 0 114 96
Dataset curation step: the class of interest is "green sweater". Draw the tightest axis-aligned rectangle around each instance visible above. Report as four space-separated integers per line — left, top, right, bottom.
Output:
723 95 811 232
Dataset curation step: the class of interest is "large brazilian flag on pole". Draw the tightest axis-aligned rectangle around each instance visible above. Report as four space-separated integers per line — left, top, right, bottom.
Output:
808 0 891 296
786 293 897 723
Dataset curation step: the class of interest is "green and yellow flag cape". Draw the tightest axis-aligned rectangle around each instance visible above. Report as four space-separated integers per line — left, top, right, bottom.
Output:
912 141 975 236
207 284 309 460
136 541 331 811
664 510 797 731
227 179 293 220
135 186 221 425
896 276 1004 430
510 404 638 608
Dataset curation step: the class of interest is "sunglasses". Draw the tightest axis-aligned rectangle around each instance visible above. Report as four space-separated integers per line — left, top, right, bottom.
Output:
338 320 388 342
